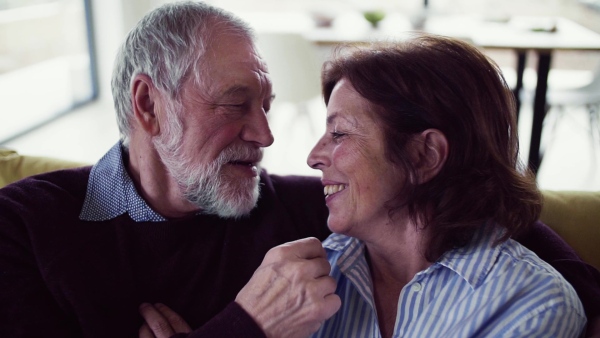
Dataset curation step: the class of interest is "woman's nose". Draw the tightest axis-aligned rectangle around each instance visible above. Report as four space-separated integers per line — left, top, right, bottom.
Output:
307 137 330 170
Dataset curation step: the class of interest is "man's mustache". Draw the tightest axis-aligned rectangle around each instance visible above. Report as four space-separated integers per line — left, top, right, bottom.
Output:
218 145 263 166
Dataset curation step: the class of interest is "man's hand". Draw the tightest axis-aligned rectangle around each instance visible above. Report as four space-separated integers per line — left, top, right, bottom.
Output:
235 237 341 338
139 303 191 338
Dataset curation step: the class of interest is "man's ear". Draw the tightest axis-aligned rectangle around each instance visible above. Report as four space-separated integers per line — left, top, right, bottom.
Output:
412 129 449 184
131 74 161 136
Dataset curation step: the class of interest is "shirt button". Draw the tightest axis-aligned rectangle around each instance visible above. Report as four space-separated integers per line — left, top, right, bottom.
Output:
411 282 422 292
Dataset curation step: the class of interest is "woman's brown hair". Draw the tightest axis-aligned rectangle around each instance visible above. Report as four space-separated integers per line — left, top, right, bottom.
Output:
321 34 542 261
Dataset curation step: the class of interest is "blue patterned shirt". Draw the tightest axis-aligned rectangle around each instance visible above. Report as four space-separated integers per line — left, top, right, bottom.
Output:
312 227 586 337
80 142 166 222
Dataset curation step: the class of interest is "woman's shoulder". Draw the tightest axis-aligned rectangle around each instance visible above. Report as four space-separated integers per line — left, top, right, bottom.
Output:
492 239 585 312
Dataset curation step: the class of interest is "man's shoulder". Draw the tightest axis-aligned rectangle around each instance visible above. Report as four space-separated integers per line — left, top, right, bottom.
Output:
262 172 322 196
0 167 94 255
261 172 325 210
257 171 330 240
0 166 92 208
4 165 91 189
263 172 321 185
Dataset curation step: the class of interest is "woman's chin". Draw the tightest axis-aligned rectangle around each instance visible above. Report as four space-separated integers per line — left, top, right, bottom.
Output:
327 218 351 235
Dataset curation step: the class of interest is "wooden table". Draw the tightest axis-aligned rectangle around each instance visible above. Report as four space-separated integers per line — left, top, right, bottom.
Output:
306 15 600 174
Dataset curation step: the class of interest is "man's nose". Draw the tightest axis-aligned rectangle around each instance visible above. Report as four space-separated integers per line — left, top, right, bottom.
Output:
241 109 274 147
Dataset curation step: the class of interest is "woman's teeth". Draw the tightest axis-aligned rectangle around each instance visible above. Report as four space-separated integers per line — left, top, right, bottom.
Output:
324 184 346 197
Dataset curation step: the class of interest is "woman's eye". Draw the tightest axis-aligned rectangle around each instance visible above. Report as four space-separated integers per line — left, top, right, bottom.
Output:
331 132 345 140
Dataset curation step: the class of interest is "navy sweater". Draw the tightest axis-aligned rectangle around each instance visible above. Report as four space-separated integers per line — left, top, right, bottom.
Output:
0 167 598 337
0 168 330 337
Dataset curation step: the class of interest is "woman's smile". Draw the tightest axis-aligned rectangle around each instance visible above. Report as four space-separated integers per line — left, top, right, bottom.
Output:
324 184 346 197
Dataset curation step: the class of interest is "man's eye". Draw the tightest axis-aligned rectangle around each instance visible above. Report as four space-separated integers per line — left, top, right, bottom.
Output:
222 103 247 112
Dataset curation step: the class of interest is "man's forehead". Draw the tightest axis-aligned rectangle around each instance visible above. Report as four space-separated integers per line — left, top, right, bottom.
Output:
200 34 270 95
199 63 272 102
203 35 267 75
204 32 257 61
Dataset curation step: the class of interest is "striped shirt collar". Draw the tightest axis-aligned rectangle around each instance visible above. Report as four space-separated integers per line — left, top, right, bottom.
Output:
322 224 502 289
79 142 166 222
438 226 503 288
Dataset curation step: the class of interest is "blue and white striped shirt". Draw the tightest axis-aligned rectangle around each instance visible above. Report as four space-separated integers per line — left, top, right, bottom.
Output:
312 226 586 337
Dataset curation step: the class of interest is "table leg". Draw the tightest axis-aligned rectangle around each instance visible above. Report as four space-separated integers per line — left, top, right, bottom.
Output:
512 50 527 119
528 51 552 175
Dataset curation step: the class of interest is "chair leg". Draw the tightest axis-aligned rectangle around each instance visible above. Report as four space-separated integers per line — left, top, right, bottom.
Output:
586 103 600 178
539 105 564 161
589 104 600 149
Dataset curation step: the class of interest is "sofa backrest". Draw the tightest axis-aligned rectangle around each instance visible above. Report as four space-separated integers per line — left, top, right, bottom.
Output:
540 190 600 271
0 149 88 188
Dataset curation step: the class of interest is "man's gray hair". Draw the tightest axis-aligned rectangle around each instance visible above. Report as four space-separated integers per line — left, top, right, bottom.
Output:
111 1 255 146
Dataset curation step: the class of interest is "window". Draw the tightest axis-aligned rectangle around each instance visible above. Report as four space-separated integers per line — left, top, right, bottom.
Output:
0 0 97 143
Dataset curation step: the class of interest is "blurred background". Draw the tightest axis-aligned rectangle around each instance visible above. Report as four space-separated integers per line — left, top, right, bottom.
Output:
1 0 600 190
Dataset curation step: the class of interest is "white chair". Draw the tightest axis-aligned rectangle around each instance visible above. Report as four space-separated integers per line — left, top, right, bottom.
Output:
514 63 600 163
547 64 600 141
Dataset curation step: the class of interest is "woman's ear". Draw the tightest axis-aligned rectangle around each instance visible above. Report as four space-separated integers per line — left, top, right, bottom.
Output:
131 74 161 136
412 129 449 184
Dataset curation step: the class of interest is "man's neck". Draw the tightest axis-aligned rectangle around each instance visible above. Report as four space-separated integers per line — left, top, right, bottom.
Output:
126 136 199 219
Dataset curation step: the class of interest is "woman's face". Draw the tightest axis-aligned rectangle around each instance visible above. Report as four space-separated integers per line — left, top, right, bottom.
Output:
307 79 405 239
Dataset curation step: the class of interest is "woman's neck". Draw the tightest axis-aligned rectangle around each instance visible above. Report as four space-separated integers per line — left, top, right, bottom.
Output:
365 220 431 282
363 222 432 338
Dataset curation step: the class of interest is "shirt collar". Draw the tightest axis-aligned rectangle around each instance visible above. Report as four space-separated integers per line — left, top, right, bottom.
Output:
323 234 375 309
79 142 167 222
437 224 503 288
323 223 502 289
323 233 366 272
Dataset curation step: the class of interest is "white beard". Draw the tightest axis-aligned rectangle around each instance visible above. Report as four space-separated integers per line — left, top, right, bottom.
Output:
153 104 261 219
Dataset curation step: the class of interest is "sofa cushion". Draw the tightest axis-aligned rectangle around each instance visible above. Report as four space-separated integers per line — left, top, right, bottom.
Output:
540 190 600 270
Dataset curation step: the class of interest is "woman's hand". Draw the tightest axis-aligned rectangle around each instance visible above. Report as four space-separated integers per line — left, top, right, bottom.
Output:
139 303 192 338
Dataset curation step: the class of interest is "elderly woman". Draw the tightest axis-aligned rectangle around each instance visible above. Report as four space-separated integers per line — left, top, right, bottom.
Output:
306 35 586 337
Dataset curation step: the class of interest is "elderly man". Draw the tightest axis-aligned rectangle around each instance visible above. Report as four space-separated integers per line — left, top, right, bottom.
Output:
0 2 337 338
0 2 598 338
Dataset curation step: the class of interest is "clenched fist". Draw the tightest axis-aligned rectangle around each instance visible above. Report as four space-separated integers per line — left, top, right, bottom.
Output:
235 237 341 338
